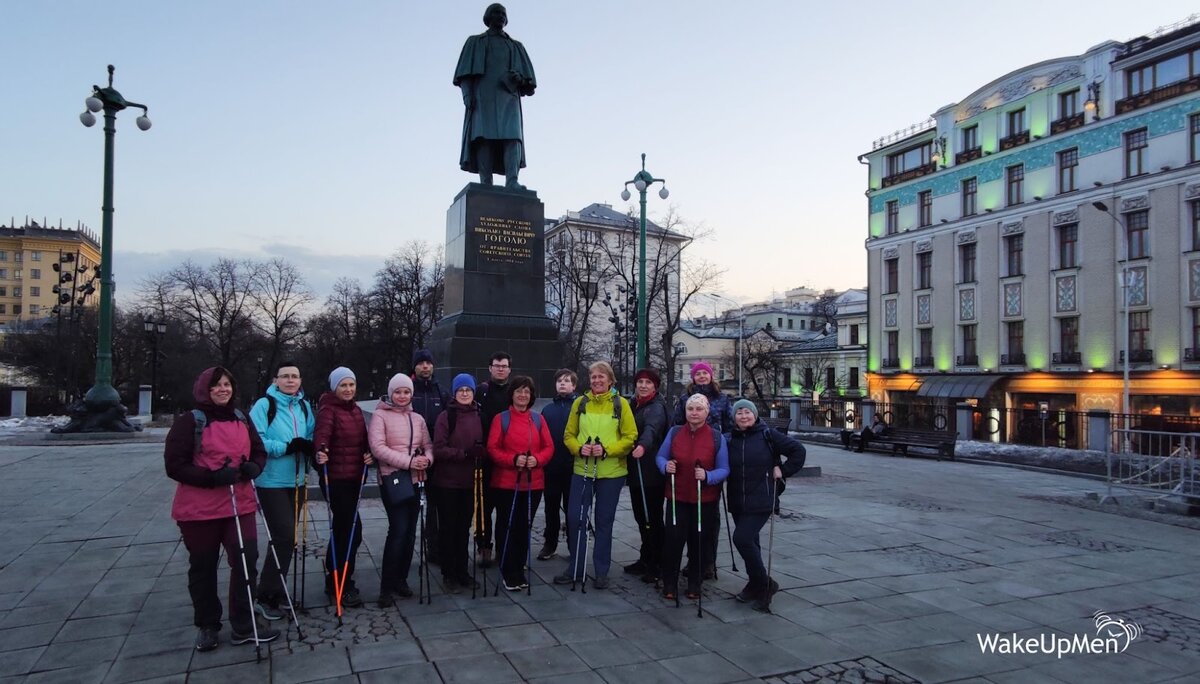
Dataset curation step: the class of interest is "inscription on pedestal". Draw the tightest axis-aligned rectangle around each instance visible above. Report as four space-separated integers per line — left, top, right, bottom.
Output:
475 216 534 266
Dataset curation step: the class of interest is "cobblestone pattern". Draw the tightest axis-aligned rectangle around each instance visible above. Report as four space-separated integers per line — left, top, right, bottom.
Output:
1034 530 1143 552
279 604 406 651
1123 606 1200 654
764 657 922 684
869 544 983 573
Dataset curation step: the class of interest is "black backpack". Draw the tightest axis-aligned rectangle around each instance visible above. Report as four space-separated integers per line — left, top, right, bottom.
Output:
265 394 310 426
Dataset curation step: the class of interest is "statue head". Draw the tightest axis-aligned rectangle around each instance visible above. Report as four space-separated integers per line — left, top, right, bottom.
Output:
483 3 508 30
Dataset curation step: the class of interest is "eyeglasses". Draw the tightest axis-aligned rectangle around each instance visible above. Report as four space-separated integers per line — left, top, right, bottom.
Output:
276 373 301 380
490 364 510 369
456 387 474 393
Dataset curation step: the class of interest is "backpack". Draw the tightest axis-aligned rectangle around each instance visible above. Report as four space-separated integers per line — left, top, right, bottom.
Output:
577 391 626 423
192 408 248 457
445 401 481 437
499 409 542 438
264 394 310 426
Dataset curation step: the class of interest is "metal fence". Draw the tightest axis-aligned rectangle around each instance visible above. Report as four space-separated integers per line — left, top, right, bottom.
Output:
1107 430 1198 501
874 401 954 432
792 398 863 430
969 407 1090 450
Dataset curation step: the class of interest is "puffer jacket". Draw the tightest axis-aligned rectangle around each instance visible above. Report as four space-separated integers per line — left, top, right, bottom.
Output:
411 375 446 433
538 392 577 478
432 401 486 490
487 408 553 491
249 384 316 489
655 423 729 504
369 399 435 481
313 391 369 482
671 383 734 434
726 420 806 515
629 392 669 489
563 389 637 480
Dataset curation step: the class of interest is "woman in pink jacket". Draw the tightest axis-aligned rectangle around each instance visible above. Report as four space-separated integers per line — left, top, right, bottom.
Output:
368 373 434 606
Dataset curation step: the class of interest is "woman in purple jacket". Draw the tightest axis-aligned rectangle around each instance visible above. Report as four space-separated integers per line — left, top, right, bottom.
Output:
432 373 487 591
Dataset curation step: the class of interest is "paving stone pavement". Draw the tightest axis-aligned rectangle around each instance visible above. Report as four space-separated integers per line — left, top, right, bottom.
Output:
1 440 1198 682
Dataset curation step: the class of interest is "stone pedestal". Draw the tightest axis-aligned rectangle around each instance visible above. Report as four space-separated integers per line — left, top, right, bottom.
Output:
428 184 562 391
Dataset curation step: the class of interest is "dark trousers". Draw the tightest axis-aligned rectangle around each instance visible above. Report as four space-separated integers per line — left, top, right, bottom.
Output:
255 487 296 606
436 487 474 582
381 495 419 593
492 486 542 585
731 510 771 589
178 514 258 631
541 467 572 548
628 480 665 573
319 476 364 592
425 485 441 560
662 501 717 593
687 503 720 574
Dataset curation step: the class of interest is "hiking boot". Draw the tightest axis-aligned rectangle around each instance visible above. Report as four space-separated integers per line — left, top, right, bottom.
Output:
395 583 414 599
194 626 220 652
377 590 396 608
735 582 757 603
341 586 363 608
230 620 280 645
592 576 610 590
536 543 556 561
254 601 283 621
552 571 576 585
623 560 647 575
443 576 462 594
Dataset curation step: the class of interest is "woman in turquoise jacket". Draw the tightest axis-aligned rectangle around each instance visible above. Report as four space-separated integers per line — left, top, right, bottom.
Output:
249 361 316 618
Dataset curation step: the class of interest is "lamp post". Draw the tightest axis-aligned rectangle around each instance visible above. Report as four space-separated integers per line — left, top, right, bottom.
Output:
143 319 166 414
74 65 151 429
620 153 669 371
1092 201 1131 418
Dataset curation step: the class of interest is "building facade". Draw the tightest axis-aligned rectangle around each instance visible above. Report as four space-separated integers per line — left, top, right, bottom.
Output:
863 17 1200 419
0 221 101 329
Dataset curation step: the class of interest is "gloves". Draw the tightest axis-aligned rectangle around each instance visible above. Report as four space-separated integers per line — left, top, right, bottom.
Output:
286 437 313 456
211 466 239 487
239 461 262 481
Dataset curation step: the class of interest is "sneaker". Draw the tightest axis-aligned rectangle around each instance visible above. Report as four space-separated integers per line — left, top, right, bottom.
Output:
395 583 414 599
254 601 283 621
230 620 280 645
536 543 556 561
622 560 647 575
735 582 756 603
194 626 220 652
377 591 395 608
640 567 660 584
341 586 363 608
503 577 525 592
592 576 610 590
552 571 576 585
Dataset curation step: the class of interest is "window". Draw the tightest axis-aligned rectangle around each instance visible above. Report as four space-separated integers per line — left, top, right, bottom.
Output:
886 141 932 177
1193 202 1200 251
1126 210 1149 259
13 252 21 263
848 367 860 389
1057 223 1078 268
1129 311 1150 352
1127 51 1194 96
918 190 932 227
29 304 40 315
1006 164 1024 206
29 287 39 297
1007 108 1026 135
1192 309 1200 351
0 304 5 314
30 268 40 280
12 287 20 298
0 286 5 296
1192 113 1200 164
1060 317 1079 354
1007 321 1024 355
29 251 40 262
825 367 836 391
850 324 859 345
961 177 977 216
886 331 898 361
884 258 898 294
962 324 977 358
1125 128 1148 177
1058 148 1078 193
917 252 932 289
578 229 600 245
0 251 6 261
1005 234 1024 276
12 305 20 316
0 268 7 279
799 320 806 330
886 200 899 235
13 270 20 280
787 319 793 329
959 243 976 283
919 328 933 359
804 367 814 389
782 368 792 387
961 125 978 152
1058 89 1079 119
777 317 783 328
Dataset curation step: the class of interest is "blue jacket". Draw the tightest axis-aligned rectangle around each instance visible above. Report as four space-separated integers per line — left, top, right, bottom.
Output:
411 375 446 433
538 392 577 477
249 385 316 489
671 384 734 434
726 420 806 515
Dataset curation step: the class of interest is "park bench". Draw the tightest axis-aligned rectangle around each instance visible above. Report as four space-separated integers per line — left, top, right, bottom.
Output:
847 427 956 461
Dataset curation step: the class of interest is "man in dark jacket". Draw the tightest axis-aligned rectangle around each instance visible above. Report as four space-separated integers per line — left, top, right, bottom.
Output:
411 349 447 563
536 369 578 560
624 368 670 582
473 351 512 565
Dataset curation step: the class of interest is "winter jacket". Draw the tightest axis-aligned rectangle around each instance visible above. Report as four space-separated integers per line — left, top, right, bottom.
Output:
564 388 637 480
487 408 553 491
726 420 807 515
249 385 316 489
629 392 669 489
369 399 435 481
313 391 369 482
538 392 577 478
411 375 446 433
655 423 729 504
165 367 268 522
476 379 510 431
671 383 734 434
432 401 486 490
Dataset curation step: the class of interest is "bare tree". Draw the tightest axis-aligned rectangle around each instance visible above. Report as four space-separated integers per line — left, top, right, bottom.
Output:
545 229 614 369
251 257 314 370
723 331 783 399
812 290 840 330
155 258 259 369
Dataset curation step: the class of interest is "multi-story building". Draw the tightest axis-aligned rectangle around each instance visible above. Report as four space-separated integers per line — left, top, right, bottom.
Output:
862 16 1200 419
0 220 101 329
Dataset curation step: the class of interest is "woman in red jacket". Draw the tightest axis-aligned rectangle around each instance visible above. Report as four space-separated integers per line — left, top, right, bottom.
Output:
313 366 374 608
486 375 553 591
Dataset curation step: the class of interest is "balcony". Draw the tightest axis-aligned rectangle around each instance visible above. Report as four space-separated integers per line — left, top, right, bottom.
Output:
1116 75 1200 114
881 357 900 369
956 354 979 366
1000 353 1026 365
1052 351 1081 365
913 355 934 368
998 130 1030 151
955 147 982 165
1186 347 1197 362
881 161 937 188
1050 113 1085 135
1120 349 1155 364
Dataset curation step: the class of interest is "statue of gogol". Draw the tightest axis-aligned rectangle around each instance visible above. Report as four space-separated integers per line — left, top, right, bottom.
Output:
454 4 536 190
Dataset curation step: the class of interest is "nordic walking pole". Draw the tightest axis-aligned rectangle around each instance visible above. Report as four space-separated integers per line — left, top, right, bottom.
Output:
670 471 677 527
227 459 262 662
572 445 591 592
292 456 302 610
319 457 343 626
335 463 370 618
252 481 305 640
494 456 523 596
696 467 703 619
634 446 650 533
764 472 777 615
525 465 534 596
418 476 430 604
721 488 738 573
472 448 482 598
299 464 309 612
580 445 602 593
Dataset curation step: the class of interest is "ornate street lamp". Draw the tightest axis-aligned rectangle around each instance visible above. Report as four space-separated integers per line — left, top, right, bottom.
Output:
619 153 669 370
143 319 167 415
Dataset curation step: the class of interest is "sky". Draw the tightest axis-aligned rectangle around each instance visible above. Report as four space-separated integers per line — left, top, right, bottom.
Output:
4 1 1198 306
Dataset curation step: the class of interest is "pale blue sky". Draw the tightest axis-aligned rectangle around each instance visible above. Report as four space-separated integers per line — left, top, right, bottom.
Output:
4 1 1196 304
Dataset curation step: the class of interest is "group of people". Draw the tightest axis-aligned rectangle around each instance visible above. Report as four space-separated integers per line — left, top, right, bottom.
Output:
165 350 807 652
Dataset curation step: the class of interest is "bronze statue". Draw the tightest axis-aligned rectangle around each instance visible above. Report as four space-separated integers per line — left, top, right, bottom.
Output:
453 3 536 190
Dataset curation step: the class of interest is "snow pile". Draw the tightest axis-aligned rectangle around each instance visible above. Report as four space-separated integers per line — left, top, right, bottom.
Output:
0 416 70 433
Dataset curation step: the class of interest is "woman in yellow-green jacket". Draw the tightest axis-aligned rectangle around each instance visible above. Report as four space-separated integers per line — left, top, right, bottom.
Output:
552 361 637 589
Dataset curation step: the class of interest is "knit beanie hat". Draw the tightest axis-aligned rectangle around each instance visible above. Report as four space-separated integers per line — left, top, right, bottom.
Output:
329 366 356 391
685 393 710 410
634 368 661 390
690 361 714 379
732 398 759 419
412 348 435 366
388 373 414 397
452 373 476 394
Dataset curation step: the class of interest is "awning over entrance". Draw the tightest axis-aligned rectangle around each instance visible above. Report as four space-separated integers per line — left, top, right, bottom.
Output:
915 374 1003 399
